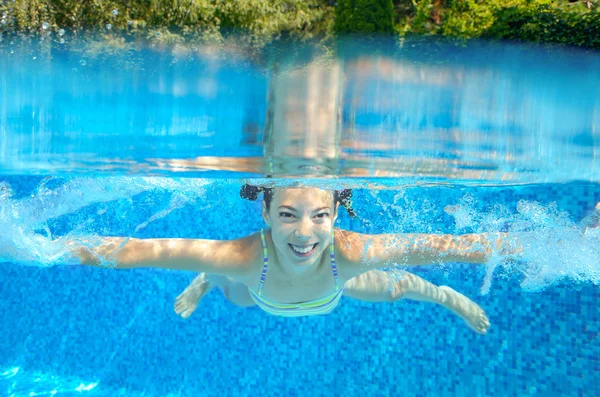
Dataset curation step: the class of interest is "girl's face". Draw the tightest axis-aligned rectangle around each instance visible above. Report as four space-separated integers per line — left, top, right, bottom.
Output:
263 188 338 270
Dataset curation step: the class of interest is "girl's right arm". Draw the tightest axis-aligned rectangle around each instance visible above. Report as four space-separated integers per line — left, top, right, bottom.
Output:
69 234 260 277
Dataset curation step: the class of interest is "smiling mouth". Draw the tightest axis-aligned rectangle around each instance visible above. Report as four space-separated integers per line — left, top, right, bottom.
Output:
288 243 318 257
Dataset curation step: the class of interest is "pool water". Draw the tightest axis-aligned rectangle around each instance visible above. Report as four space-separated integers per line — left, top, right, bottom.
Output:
1 37 599 396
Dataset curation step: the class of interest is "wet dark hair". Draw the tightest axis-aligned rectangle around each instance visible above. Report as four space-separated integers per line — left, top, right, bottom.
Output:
240 184 357 218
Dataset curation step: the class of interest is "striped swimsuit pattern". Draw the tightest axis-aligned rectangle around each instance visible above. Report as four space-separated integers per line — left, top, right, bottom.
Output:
248 229 344 317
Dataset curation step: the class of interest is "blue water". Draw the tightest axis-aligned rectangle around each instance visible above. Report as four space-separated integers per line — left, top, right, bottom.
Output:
2 39 600 181
1 38 600 396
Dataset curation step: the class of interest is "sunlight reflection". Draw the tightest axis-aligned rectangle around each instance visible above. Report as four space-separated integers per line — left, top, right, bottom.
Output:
1 367 19 378
75 383 98 392
1 366 98 396
0 365 148 396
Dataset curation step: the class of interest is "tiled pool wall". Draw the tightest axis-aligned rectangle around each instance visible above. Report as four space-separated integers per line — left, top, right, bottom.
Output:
0 176 598 396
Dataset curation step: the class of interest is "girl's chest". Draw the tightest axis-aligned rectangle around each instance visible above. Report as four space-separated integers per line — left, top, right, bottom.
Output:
253 265 338 304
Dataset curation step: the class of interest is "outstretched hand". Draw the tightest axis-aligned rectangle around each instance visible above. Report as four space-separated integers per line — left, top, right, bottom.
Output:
0 232 77 267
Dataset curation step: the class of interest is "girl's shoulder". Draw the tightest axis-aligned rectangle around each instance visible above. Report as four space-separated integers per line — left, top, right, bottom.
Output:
333 229 368 274
333 229 390 281
240 229 268 260
334 228 369 256
214 231 267 283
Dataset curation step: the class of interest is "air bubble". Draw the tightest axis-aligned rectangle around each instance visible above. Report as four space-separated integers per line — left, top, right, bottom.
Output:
58 29 65 36
42 22 49 30
127 21 133 25
79 59 87 66
0 20 6 26
112 9 119 17
59 38 65 44
155 32 161 37
106 23 112 30
0 182 13 200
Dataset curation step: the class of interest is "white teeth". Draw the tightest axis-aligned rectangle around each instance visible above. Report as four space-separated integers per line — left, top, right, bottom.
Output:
291 244 316 254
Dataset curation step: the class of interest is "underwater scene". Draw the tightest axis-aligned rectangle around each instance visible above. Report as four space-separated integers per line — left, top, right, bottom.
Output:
1 36 599 396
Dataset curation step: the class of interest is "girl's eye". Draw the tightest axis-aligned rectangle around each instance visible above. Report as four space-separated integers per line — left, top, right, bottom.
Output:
315 213 329 219
279 212 295 218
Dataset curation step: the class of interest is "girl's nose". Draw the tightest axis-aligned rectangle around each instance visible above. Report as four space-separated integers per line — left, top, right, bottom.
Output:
293 230 311 241
294 218 311 240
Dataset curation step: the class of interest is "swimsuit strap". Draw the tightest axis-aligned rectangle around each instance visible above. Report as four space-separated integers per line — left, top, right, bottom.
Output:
331 230 340 289
258 228 269 296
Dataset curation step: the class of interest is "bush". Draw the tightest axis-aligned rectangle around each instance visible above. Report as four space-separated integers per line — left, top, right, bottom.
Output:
0 0 335 47
436 0 600 49
484 3 600 48
334 0 395 34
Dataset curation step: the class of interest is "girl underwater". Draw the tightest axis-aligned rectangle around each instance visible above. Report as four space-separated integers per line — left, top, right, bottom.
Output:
69 183 533 334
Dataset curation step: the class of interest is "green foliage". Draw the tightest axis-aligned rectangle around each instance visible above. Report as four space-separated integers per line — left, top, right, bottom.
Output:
0 0 598 49
440 0 496 38
483 2 600 48
399 0 600 49
410 0 436 34
0 0 335 48
334 0 395 34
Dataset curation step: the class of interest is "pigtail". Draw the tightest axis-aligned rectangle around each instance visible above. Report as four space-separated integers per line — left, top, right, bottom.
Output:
336 189 357 218
240 184 274 208
240 184 262 201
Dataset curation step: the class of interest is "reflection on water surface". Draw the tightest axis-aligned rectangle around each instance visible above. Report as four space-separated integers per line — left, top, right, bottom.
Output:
1 39 599 184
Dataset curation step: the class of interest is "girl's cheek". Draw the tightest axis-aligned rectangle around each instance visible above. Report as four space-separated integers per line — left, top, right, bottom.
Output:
315 222 333 232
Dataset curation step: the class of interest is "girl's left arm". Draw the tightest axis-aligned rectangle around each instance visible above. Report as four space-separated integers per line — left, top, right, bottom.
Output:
336 230 520 278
